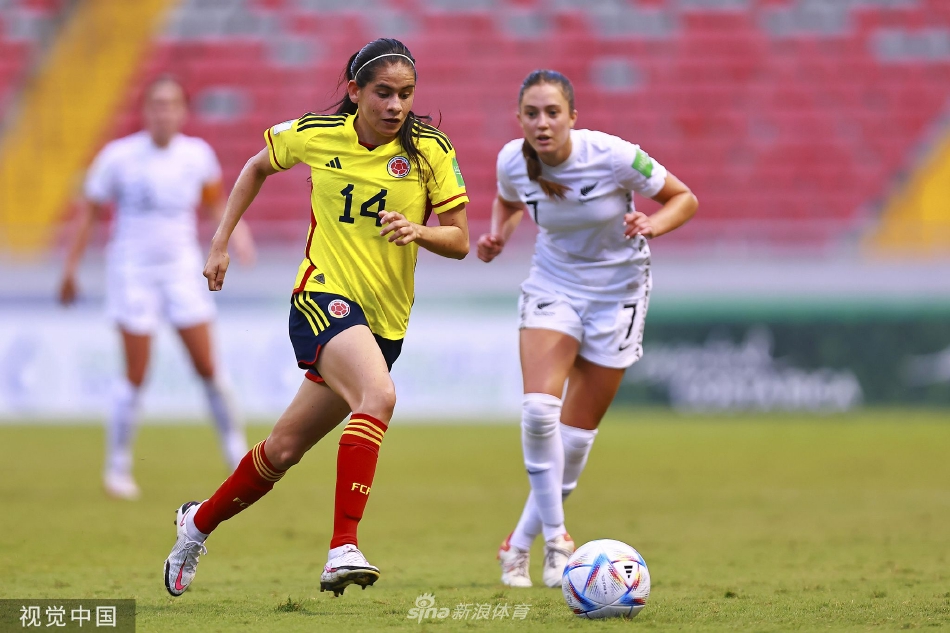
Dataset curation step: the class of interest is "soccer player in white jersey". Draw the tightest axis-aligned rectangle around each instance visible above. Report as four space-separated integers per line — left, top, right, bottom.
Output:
59 75 255 500
477 70 698 588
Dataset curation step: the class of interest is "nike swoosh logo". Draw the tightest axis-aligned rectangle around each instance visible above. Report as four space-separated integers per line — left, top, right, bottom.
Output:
180 515 187 527
174 566 186 591
619 343 632 351
537 301 554 310
524 191 539 198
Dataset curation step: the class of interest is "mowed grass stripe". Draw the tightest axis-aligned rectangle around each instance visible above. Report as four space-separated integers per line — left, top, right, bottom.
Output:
0 410 948 631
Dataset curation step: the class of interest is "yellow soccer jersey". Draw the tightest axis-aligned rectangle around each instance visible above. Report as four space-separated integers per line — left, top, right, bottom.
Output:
264 112 469 339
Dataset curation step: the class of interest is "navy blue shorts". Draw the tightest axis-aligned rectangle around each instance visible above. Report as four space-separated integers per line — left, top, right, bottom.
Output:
288 291 403 383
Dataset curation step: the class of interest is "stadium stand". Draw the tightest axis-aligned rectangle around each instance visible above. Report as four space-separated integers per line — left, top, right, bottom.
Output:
1 0 948 252
0 0 70 116
0 0 171 252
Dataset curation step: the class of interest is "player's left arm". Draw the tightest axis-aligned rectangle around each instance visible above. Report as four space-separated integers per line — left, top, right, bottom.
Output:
612 140 698 239
624 172 698 239
202 180 256 265
380 138 470 258
380 204 469 259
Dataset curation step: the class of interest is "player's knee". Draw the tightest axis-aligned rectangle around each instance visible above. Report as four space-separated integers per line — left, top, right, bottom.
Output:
271 449 303 471
126 371 146 388
265 435 305 470
358 383 396 422
521 393 562 437
192 357 216 379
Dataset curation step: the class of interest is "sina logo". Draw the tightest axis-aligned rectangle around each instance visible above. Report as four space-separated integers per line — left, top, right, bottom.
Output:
407 593 450 622
387 156 411 178
580 183 597 196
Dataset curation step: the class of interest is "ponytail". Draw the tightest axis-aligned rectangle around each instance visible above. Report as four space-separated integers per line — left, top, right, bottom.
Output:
522 140 570 200
333 51 361 116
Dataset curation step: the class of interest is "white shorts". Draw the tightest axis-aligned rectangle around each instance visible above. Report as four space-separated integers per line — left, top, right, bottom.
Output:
519 274 651 369
106 255 215 335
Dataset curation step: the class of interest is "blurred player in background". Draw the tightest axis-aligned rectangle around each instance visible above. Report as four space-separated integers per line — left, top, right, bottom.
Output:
59 75 256 500
163 38 469 598
478 70 698 588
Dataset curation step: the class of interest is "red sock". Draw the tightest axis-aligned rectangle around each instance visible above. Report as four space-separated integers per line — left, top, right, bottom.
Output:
330 413 387 549
193 440 286 534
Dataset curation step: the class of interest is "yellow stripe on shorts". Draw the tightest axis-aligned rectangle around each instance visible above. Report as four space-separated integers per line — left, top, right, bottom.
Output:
293 293 322 336
302 293 331 329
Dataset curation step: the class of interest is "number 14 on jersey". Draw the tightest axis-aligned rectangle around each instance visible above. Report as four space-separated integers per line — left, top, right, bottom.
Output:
339 184 387 227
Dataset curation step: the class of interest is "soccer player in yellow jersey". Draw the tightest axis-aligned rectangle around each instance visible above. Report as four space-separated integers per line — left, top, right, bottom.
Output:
163 38 470 598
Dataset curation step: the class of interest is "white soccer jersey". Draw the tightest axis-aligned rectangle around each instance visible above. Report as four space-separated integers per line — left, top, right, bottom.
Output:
85 131 221 266
497 129 668 301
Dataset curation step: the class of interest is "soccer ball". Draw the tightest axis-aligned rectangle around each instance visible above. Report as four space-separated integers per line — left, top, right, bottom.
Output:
561 539 650 619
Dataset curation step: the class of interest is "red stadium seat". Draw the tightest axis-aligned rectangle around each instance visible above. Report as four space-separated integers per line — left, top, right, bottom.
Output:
3 0 941 248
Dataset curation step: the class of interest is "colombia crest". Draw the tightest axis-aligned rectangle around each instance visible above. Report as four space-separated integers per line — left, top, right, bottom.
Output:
328 299 350 318
387 156 411 179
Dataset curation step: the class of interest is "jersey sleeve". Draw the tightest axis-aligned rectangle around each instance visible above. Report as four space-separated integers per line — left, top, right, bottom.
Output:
263 119 304 171
496 145 520 202
84 143 118 204
425 142 469 213
199 140 223 185
611 139 668 198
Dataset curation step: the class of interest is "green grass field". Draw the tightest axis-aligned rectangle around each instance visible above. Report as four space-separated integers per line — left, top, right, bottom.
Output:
1 409 949 632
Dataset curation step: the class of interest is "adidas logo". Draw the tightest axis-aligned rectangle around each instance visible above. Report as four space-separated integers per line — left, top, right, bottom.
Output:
580 183 597 196
325 157 342 169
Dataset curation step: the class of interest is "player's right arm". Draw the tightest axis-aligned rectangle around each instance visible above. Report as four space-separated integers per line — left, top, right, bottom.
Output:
59 199 107 305
60 142 117 305
477 144 525 263
206 119 304 291
477 195 524 263
204 148 278 291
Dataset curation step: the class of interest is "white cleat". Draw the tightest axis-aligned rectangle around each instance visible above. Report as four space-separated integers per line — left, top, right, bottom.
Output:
542 532 575 588
320 544 379 597
164 501 207 597
498 533 532 588
103 471 140 501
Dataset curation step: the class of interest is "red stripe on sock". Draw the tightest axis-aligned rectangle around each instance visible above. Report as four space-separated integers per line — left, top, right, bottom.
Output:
193 440 286 534
331 413 387 549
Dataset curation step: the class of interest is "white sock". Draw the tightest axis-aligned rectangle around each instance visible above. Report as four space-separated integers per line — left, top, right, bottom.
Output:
328 544 355 560
202 375 247 470
509 491 539 551
104 378 142 476
511 424 598 547
184 508 209 542
560 424 599 498
520 393 566 542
